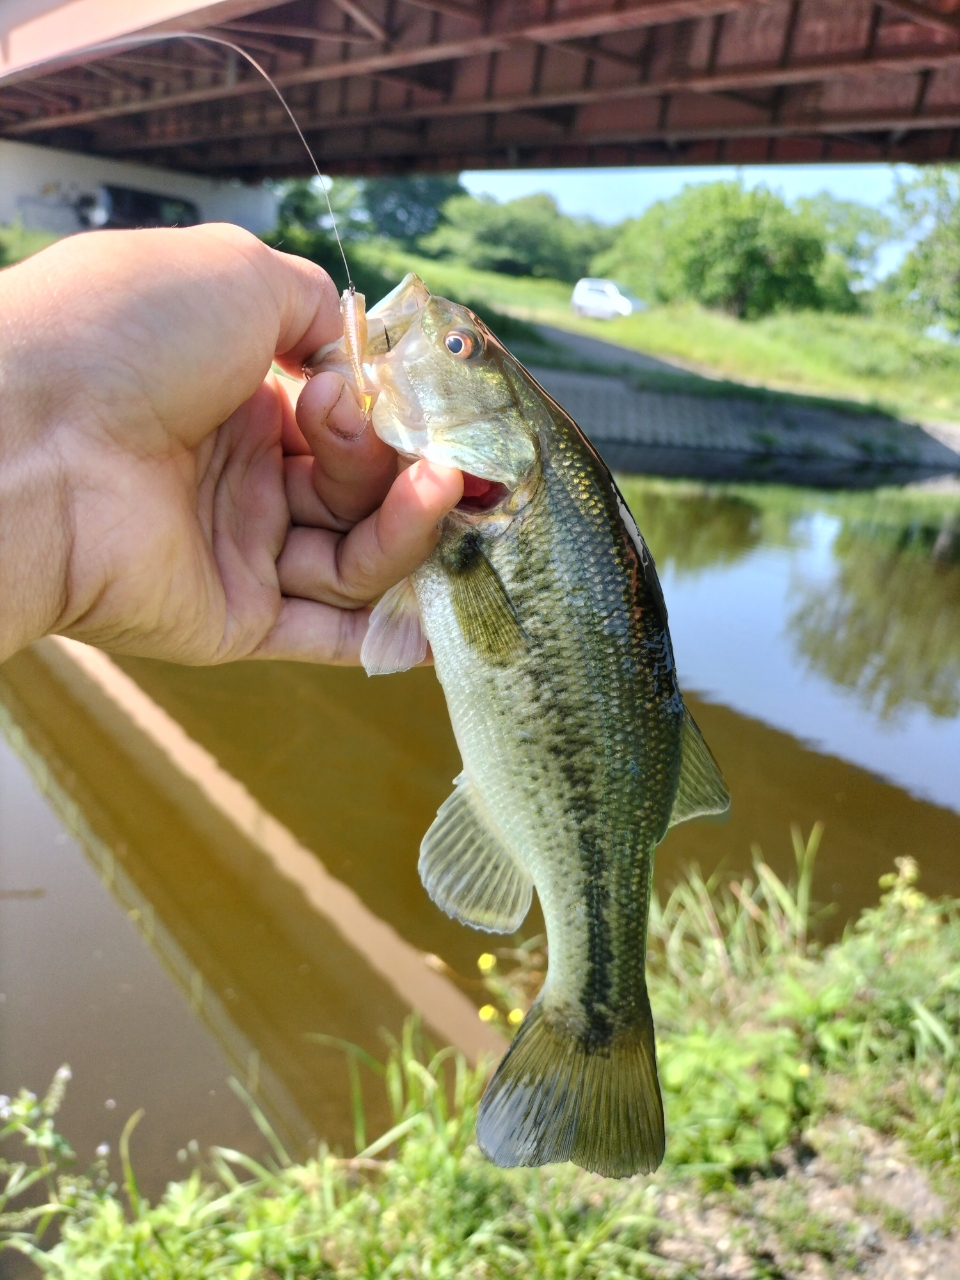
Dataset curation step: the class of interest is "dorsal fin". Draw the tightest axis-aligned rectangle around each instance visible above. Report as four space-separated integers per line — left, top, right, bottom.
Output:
668 707 730 828
419 773 533 934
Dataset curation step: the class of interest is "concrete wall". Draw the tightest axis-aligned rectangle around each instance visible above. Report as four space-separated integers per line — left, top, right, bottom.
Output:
0 138 277 234
0 1 250 81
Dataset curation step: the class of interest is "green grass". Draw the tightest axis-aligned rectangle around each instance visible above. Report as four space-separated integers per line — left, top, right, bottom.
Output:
9 225 960 423
362 244 960 424
4 841 960 1276
0 225 60 269
585 306 960 423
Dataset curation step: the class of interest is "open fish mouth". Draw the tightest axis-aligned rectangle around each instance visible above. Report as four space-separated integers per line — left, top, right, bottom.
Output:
457 473 511 513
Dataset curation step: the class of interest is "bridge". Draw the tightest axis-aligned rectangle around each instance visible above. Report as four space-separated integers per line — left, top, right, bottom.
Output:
2 0 960 175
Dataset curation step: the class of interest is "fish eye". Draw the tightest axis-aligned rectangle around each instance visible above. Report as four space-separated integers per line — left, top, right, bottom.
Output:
444 329 479 359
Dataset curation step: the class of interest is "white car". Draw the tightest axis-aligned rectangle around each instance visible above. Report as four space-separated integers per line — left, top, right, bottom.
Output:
571 278 644 320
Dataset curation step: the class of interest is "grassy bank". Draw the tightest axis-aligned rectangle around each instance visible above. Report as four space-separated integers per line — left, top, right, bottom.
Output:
3 839 960 1277
8 225 960 425
361 244 960 425
0 225 59 268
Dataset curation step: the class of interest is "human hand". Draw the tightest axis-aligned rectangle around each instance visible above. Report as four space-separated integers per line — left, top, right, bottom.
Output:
0 224 462 665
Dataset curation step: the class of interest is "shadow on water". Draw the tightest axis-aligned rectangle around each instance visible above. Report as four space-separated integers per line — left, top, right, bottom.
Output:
600 444 960 489
1 474 959 1210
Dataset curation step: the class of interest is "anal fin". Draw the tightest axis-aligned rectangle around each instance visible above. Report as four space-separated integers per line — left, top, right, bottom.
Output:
668 706 730 828
419 774 532 934
361 578 428 676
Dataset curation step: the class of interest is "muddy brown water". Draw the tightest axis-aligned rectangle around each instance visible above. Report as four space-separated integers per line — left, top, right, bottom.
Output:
1 477 958 1217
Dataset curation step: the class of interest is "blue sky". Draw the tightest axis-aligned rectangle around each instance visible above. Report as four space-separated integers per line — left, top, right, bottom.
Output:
460 164 912 277
460 164 905 223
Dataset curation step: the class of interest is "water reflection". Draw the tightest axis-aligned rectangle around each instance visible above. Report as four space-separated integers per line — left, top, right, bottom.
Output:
791 514 960 720
0 645 444 1181
620 478 960 809
615 485 767 576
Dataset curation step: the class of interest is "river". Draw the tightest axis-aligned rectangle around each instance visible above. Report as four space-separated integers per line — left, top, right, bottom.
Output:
1 474 957 1208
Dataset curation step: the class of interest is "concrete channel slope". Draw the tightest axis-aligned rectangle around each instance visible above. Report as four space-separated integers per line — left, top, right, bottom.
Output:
531 327 960 489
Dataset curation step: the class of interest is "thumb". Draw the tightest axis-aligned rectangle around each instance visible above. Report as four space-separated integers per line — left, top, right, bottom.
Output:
248 236 345 368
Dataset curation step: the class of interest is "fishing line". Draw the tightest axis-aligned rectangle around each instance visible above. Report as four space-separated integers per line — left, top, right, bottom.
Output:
0 31 355 289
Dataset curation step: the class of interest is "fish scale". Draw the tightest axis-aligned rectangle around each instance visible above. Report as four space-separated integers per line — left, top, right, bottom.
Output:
310 271 730 1178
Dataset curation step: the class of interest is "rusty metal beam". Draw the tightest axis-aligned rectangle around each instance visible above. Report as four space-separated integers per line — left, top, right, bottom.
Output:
152 103 960 172
6 0 960 175
82 43 960 156
108 51 225 73
126 130 960 173
205 28 292 55
397 0 481 18
326 0 391 42
583 104 960 145
0 0 293 85
219 19 379 42
878 0 960 35
0 0 772 133
281 106 960 152
548 37 644 67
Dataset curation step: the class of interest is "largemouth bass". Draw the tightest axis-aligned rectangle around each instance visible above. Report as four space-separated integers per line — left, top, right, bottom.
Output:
308 274 730 1178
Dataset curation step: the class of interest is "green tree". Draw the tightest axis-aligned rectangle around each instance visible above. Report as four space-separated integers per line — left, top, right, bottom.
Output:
890 166 960 334
362 175 465 243
594 181 844 319
0 223 59 268
794 193 892 287
263 178 396 296
273 176 369 239
420 192 614 282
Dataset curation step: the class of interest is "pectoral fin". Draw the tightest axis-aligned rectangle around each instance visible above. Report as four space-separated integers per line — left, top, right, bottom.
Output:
668 708 731 828
443 534 527 663
419 773 533 933
360 578 428 676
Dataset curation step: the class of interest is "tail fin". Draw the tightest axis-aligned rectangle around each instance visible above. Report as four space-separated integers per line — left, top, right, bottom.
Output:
476 1001 664 1178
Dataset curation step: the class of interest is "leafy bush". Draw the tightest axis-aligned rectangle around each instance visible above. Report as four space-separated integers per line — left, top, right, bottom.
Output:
362 175 466 244
261 230 547 353
272 175 466 248
808 857 960 1069
660 1027 809 1169
793 192 892 294
2 1027 660 1278
261 222 402 299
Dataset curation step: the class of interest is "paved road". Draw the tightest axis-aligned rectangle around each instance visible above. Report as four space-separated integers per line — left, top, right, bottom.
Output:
535 324 686 376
